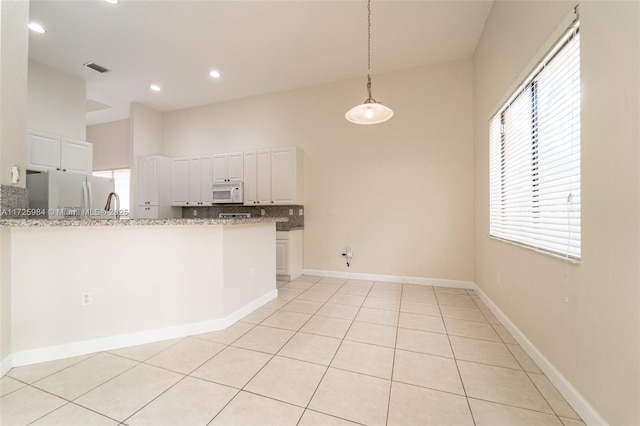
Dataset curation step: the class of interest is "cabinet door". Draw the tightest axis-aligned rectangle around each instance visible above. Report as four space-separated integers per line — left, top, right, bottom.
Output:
147 157 160 205
61 138 93 173
243 152 257 205
212 154 228 183
27 130 61 171
256 149 272 204
275 239 289 275
271 147 297 204
137 205 158 219
137 157 150 205
171 157 190 206
200 156 213 204
189 157 201 205
227 152 244 182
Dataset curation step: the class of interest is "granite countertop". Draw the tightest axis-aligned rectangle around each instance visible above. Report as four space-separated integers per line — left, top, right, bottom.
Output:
0 217 288 228
278 225 304 231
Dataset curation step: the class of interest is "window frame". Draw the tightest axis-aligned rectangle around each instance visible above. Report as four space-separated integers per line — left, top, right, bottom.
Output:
489 12 581 261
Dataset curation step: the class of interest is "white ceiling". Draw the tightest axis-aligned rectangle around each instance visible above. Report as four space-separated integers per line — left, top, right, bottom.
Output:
28 0 493 126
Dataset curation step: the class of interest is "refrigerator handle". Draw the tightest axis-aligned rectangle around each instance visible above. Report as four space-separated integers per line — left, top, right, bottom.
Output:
82 180 89 216
87 180 93 213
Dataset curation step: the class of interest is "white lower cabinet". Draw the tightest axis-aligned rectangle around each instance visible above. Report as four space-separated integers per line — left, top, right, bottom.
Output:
276 239 288 275
276 230 303 280
137 205 158 219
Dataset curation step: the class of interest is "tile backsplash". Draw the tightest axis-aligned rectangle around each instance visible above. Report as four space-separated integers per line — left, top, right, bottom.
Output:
0 185 29 218
182 204 304 231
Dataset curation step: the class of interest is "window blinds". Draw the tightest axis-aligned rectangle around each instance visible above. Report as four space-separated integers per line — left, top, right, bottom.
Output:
489 24 580 260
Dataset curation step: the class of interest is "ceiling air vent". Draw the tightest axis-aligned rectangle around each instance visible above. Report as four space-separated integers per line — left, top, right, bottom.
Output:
83 62 110 73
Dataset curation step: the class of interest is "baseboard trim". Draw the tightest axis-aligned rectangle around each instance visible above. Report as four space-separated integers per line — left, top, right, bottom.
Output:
473 285 607 426
0 354 12 377
302 269 475 289
303 268 603 425
10 289 277 368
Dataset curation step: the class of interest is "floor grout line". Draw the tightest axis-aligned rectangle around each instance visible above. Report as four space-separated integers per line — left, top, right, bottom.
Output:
4 276 585 426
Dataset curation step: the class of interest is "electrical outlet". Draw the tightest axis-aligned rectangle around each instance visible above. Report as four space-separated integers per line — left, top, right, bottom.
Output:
261 209 265 216
299 209 304 216
289 209 293 216
193 209 198 217
82 292 92 305
251 268 257 278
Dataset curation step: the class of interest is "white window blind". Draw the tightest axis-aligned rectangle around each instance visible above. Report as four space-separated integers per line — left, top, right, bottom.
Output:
489 21 580 260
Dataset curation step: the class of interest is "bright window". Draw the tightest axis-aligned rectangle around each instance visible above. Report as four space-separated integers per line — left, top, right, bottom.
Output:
93 169 131 218
489 21 580 260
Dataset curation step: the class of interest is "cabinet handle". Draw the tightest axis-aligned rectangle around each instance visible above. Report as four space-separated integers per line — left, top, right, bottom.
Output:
63 169 67 172
56 168 60 171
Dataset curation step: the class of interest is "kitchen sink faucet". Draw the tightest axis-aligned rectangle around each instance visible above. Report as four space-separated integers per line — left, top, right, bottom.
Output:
104 192 120 219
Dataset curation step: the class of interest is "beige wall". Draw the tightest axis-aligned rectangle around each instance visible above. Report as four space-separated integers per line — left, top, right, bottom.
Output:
0 230 12 370
473 2 640 425
0 0 29 188
163 60 475 281
87 119 131 171
0 0 29 368
129 102 163 213
27 60 86 140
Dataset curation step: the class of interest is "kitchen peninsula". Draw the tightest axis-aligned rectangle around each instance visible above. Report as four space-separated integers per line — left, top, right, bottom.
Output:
0 217 281 369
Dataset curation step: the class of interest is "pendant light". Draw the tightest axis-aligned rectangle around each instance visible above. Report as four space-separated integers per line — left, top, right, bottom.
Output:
345 0 393 125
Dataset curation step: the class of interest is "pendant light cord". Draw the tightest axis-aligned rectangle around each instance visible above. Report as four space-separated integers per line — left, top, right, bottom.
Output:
345 0 393 123
366 0 372 100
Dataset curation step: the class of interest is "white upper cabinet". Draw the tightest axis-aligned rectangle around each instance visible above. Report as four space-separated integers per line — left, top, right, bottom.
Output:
199 155 213 203
138 156 160 206
171 156 213 206
213 152 243 183
243 147 303 205
271 147 303 204
27 129 93 174
60 137 93 174
243 152 257 205
256 149 272 204
27 131 60 171
171 157 190 206
189 157 201 205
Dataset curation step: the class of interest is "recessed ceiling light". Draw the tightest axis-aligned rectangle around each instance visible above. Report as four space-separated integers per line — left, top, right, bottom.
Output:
209 70 221 79
104 0 119 4
150 84 161 92
28 22 46 33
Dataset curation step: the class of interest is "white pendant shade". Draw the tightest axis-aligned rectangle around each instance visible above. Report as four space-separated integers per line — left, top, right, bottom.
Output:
345 100 394 125
345 0 393 125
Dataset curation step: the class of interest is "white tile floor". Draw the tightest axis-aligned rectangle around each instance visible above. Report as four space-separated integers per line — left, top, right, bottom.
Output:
0 276 585 426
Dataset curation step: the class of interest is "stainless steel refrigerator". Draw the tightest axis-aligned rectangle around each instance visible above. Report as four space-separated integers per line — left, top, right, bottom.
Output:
27 170 115 219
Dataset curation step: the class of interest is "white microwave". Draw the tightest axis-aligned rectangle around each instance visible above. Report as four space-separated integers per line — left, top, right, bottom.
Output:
211 182 243 204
